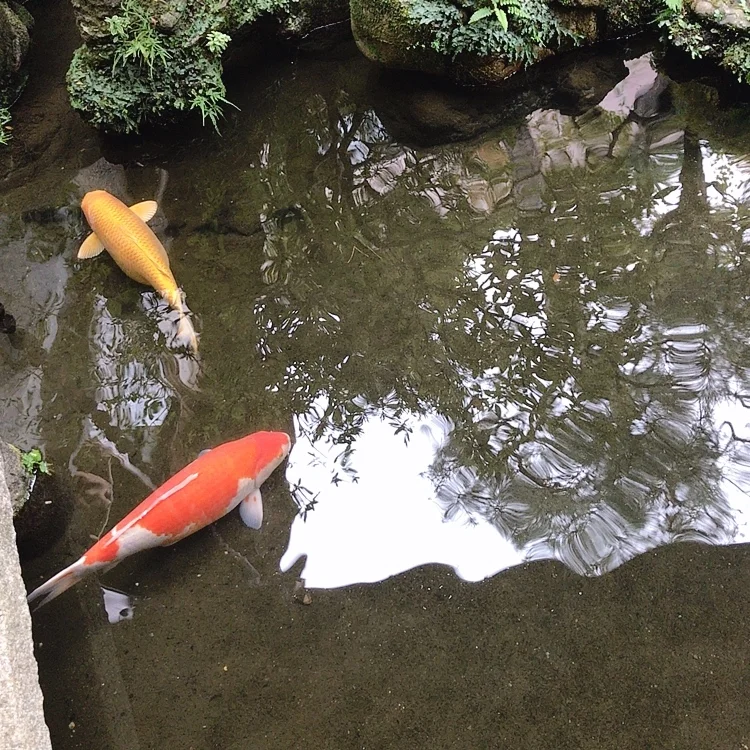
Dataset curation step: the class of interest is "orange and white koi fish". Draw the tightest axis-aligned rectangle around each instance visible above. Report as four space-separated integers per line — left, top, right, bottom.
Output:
78 189 198 351
27 431 291 609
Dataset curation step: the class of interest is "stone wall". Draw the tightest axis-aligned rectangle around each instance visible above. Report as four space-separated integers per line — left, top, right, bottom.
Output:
0 445 52 750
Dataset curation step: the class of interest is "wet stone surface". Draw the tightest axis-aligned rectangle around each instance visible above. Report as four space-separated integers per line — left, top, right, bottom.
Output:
3 5 750 748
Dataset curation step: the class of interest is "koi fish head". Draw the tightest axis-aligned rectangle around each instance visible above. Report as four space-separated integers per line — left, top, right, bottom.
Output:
81 189 112 221
235 431 292 485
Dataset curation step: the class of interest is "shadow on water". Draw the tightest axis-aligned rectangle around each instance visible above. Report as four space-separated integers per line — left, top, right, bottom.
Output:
3 3 750 747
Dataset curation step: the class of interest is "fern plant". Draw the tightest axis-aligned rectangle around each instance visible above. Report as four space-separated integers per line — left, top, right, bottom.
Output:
107 0 171 76
410 0 577 67
469 0 514 32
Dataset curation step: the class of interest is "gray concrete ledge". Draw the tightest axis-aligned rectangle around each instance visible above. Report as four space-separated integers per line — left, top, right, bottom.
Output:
0 447 52 750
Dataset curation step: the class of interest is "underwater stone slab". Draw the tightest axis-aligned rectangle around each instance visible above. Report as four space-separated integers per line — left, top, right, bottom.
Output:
0 448 52 750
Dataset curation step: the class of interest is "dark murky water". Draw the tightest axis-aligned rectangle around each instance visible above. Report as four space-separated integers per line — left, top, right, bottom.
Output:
4 5 750 748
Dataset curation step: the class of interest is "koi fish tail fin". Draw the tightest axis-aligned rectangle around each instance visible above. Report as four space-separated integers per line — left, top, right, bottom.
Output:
161 287 198 353
176 312 199 353
163 287 184 312
26 558 90 610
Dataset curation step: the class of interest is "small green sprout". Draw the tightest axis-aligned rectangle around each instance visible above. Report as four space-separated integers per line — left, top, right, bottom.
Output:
206 31 231 55
0 107 11 146
20 448 52 477
470 0 509 31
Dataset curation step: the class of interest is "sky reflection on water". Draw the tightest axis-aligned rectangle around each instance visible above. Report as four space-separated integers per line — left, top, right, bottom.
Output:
282 404 525 587
277 52 750 589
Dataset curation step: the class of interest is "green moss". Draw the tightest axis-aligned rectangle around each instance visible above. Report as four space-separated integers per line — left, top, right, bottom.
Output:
0 105 10 144
67 0 291 133
723 39 750 82
658 9 715 58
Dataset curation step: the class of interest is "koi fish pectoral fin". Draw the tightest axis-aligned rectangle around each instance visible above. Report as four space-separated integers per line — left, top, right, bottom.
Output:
239 488 263 530
129 200 158 224
78 231 106 259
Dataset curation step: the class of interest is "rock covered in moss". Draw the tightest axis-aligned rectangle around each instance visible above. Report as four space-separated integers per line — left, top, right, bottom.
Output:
66 0 350 133
0 1 32 105
660 0 750 86
70 0 120 39
350 0 658 85
279 0 350 39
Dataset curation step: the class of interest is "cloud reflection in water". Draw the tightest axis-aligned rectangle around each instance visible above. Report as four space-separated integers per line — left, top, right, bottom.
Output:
281 406 525 587
101 587 135 624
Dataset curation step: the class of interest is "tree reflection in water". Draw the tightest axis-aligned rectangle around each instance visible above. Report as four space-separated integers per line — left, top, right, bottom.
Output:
251 53 750 583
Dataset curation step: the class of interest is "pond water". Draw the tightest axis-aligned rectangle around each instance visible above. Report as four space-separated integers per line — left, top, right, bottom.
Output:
4 4 750 748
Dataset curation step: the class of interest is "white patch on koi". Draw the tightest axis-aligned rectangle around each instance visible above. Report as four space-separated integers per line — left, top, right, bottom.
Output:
228 477 258 510
113 524 172 559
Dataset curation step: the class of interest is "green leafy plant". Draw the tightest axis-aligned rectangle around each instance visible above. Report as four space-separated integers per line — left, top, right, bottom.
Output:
723 40 750 83
0 107 11 146
470 0 513 32
20 448 52 477
107 0 171 76
657 10 713 59
68 0 294 134
206 30 231 54
410 0 577 67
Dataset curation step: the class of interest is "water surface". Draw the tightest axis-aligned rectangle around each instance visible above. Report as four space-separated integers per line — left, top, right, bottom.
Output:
4 10 750 748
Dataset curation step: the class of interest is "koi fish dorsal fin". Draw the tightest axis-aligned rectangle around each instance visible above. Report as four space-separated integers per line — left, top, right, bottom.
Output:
129 200 158 224
239 488 263 529
78 231 105 259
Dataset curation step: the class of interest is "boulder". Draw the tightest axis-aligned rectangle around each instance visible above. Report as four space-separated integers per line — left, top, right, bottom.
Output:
0 447 52 750
66 0 350 133
350 0 656 85
0 1 32 105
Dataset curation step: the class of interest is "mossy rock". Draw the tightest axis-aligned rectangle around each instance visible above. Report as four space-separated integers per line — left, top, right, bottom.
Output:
0 0 32 110
66 0 351 133
280 0 350 39
350 0 452 77
350 0 598 85
350 0 662 85
70 0 120 40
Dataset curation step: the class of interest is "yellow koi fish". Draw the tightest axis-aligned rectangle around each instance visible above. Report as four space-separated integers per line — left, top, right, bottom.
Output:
78 189 198 351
